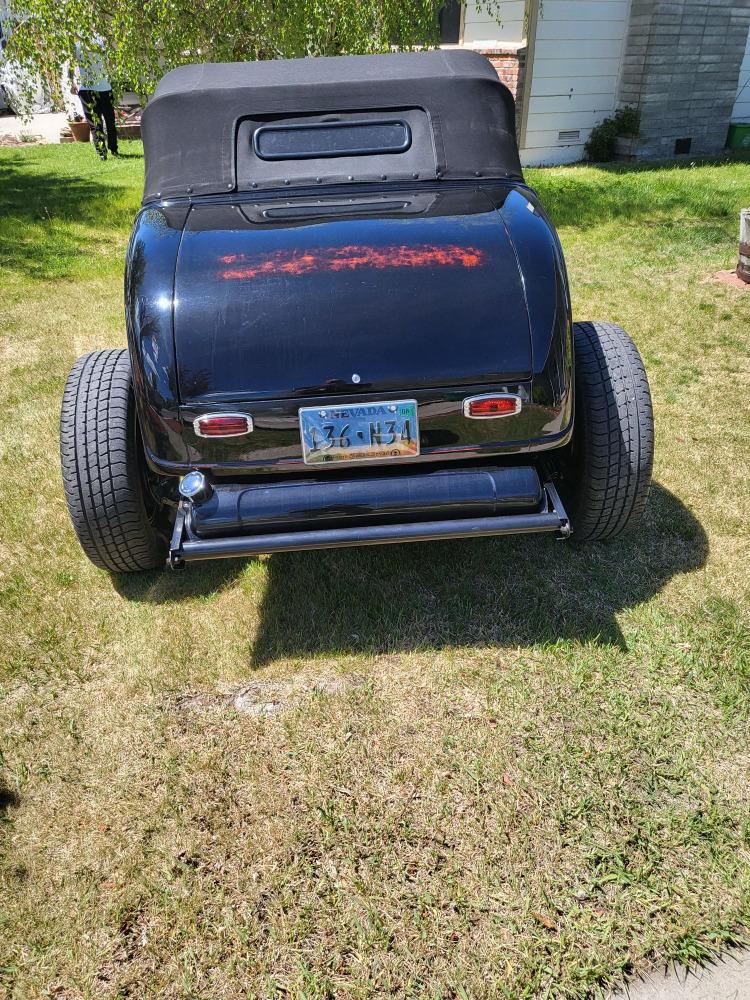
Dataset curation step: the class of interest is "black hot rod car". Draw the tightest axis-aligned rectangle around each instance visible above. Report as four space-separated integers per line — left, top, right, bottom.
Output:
60 51 653 571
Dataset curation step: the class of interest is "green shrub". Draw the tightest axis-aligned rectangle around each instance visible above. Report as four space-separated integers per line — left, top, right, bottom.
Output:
585 105 640 163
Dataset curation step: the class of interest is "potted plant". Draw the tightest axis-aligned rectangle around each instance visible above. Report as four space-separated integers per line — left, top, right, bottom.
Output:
585 106 640 162
67 113 90 142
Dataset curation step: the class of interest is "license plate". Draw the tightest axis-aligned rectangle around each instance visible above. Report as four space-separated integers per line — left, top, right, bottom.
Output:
299 399 420 465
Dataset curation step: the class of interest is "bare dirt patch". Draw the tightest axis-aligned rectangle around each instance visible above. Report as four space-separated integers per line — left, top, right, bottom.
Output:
709 269 750 290
175 672 367 717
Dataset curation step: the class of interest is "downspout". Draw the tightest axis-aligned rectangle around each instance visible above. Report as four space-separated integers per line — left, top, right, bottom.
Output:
518 0 540 153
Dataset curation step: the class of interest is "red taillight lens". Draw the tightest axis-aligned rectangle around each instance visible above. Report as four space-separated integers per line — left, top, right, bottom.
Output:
193 413 253 438
464 395 521 419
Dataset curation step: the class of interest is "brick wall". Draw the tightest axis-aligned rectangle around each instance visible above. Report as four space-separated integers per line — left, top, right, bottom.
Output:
619 0 750 159
476 46 527 137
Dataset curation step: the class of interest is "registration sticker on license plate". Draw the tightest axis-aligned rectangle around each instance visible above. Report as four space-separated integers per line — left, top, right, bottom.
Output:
299 399 420 465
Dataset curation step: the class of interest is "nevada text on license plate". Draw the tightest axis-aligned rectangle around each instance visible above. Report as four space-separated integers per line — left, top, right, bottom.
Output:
299 399 420 465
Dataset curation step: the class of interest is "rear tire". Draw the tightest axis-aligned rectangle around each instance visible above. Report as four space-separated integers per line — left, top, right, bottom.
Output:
60 349 168 572
562 321 654 541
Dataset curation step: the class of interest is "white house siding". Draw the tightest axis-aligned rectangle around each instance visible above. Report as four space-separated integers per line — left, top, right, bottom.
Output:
732 25 750 123
520 0 632 166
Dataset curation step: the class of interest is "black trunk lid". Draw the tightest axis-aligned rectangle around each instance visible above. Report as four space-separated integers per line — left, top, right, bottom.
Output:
173 187 531 402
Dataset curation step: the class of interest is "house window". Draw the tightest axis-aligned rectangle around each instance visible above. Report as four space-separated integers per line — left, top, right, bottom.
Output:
439 1 462 44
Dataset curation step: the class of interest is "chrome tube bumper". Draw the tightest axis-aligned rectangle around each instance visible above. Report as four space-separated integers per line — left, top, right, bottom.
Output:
167 470 570 568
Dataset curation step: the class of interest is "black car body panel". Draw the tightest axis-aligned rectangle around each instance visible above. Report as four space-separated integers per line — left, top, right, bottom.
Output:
173 188 532 402
125 202 191 468
126 182 572 476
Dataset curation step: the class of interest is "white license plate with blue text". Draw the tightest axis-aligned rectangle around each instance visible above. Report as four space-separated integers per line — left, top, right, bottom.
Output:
299 399 420 465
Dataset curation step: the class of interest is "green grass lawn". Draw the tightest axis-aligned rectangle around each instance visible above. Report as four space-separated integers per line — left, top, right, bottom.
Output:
1 142 749 999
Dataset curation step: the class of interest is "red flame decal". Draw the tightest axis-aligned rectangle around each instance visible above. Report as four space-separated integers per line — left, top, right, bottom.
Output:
218 244 485 279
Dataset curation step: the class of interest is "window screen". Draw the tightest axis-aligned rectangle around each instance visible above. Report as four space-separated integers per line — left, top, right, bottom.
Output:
253 120 411 160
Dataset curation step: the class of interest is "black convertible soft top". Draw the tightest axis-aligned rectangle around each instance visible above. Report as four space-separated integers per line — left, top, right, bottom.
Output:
141 50 523 204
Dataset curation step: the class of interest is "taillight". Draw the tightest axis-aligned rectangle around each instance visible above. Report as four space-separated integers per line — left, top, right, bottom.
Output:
463 394 522 419
193 413 253 438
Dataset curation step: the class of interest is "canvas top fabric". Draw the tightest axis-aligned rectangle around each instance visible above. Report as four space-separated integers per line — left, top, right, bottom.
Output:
140 49 523 204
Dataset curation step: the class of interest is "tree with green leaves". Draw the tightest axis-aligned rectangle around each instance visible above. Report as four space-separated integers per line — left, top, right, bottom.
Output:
3 0 502 113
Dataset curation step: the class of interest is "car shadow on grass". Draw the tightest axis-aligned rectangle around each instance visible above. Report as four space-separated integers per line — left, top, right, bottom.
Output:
114 482 705 658
249 482 706 664
0 783 20 816
113 558 245 604
115 482 707 660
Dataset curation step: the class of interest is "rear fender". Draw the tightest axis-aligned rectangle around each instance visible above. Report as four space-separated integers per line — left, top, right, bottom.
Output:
125 205 190 467
496 186 573 431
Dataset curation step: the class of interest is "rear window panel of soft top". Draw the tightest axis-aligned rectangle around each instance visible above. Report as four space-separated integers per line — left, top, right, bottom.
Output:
236 108 435 190
254 120 411 160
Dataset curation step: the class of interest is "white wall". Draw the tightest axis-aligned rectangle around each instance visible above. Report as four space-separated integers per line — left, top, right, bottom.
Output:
462 1 525 45
732 25 750 123
520 0 632 166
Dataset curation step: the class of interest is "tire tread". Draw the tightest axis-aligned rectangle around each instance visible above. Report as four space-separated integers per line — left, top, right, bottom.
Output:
60 349 165 572
571 321 654 541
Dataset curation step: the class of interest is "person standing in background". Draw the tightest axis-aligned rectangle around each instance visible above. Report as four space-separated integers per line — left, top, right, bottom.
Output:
71 41 118 160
